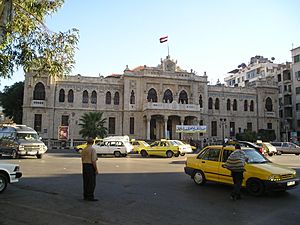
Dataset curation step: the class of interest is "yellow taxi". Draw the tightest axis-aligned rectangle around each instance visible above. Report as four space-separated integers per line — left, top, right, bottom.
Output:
140 139 193 158
75 138 103 153
130 140 150 154
184 145 299 196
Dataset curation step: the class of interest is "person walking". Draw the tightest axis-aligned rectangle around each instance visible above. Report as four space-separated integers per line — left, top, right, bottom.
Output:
225 144 247 200
81 137 98 201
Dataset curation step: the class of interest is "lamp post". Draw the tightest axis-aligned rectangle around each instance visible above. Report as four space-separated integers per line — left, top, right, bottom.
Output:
220 118 227 144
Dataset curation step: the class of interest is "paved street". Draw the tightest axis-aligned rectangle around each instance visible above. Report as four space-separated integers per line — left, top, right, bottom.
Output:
1 150 300 225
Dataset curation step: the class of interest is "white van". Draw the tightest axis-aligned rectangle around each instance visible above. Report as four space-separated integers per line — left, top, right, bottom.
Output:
0 124 47 159
93 136 133 157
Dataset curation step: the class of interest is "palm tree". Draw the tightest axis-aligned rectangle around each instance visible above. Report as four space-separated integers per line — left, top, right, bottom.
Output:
79 112 107 139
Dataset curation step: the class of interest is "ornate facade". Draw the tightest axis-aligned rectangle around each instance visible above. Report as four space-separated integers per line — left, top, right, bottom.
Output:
22 56 280 144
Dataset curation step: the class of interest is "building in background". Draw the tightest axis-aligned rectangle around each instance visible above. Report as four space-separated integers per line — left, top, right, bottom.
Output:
22 55 279 147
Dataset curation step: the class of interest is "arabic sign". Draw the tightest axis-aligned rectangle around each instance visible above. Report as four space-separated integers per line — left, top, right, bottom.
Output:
176 125 207 133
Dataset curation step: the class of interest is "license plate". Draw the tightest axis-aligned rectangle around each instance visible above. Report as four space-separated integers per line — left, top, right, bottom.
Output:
287 181 295 186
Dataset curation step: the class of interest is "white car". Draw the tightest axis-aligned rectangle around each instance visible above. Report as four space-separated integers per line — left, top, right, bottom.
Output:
93 139 134 157
0 163 22 193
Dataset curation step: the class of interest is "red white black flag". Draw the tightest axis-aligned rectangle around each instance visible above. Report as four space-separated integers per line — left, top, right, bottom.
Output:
159 36 168 43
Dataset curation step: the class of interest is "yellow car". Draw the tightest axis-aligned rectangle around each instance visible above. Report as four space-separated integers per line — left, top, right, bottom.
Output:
184 145 299 196
75 138 103 153
140 139 193 158
130 140 150 154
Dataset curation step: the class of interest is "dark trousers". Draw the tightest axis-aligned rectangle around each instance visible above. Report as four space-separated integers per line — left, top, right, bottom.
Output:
82 163 96 199
231 171 244 197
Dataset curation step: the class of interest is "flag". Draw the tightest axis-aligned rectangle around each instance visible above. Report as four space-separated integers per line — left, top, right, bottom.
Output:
159 36 168 43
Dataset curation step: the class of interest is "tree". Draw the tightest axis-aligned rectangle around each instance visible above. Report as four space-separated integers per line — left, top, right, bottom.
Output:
0 81 24 123
79 112 108 139
236 131 257 142
0 0 79 80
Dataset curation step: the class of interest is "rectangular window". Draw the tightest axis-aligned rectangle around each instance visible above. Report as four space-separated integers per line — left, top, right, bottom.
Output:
297 120 300 127
211 121 217 137
296 87 300 94
296 71 300 80
108 117 116 134
61 115 69 126
34 114 42 132
277 74 281 82
267 123 272 130
130 117 134 134
230 122 235 137
247 122 252 132
294 54 300 63
296 104 300 111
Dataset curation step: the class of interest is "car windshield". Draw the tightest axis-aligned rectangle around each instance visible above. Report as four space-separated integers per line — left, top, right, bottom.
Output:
244 149 269 164
290 143 299 148
169 140 180 146
173 140 184 145
17 133 40 140
141 141 150 146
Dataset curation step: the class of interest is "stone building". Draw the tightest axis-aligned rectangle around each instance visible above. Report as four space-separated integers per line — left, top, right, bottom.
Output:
22 55 279 145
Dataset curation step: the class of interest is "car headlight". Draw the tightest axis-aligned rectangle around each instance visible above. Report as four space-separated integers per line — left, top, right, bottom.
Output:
18 145 25 151
268 175 281 181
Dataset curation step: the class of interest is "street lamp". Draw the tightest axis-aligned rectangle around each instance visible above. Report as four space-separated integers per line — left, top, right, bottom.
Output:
220 118 227 144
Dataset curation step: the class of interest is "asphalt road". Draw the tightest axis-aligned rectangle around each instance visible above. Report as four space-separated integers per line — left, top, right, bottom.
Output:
1 151 300 225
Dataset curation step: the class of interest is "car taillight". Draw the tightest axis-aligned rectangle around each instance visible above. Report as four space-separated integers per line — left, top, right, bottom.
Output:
259 147 263 153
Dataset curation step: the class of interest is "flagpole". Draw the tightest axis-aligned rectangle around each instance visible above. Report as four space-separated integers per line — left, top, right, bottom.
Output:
167 44 169 57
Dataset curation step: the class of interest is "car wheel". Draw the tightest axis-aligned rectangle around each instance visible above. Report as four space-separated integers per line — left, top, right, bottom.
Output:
174 152 180 157
11 150 19 159
268 152 273 157
114 151 121 157
122 154 127 157
246 178 265 196
277 151 282 155
0 173 8 193
36 154 43 159
180 153 186 156
193 170 206 185
166 150 174 158
140 150 148 158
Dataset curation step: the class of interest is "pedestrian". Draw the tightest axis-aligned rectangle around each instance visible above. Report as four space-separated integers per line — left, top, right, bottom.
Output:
225 144 247 200
81 137 98 201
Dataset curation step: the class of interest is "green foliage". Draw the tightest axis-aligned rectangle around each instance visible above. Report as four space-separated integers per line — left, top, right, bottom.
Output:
79 112 108 139
0 0 79 80
0 81 24 123
236 131 257 142
257 129 276 142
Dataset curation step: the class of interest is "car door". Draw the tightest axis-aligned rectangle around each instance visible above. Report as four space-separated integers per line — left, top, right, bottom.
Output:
196 147 221 182
289 143 300 154
219 149 233 184
94 141 109 155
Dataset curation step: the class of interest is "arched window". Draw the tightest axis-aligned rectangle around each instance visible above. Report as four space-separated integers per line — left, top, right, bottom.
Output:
199 95 203 108
114 92 120 105
208 97 213 109
33 82 45 100
244 100 248 111
91 91 97 104
233 99 237 111
163 89 173 103
215 98 220 110
82 90 89 103
67 89 74 103
147 88 157 102
250 100 254 112
227 99 231 111
130 90 135 104
179 90 188 104
59 89 65 102
265 97 273 111
106 91 111 104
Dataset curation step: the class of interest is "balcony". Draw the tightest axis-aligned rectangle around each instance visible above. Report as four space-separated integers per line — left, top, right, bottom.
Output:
143 102 201 112
31 100 46 108
265 111 275 117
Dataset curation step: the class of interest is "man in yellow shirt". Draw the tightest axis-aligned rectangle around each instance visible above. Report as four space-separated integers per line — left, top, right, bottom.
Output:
81 137 98 201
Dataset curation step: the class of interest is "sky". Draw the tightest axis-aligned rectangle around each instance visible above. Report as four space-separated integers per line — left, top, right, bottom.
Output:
1 0 300 90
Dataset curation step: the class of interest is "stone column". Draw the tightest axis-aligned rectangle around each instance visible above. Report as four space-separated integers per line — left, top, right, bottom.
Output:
180 117 184 140
147 116 151 140
164 116 168 139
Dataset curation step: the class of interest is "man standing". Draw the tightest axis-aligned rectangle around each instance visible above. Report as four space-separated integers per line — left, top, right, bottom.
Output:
225 144 247 200
81 137 98 201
